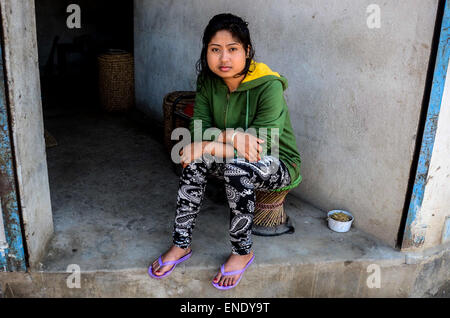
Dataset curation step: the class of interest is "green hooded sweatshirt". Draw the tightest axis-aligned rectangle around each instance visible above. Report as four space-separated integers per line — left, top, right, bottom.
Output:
189 61 302 189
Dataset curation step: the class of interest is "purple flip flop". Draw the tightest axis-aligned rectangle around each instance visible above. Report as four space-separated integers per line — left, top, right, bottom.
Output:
212 254 255 290
148 250 192 279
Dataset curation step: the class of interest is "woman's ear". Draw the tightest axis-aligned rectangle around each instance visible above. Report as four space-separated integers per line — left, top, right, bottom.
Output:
246 45 251 58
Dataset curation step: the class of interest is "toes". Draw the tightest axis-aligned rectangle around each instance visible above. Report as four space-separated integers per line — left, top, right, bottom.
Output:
214 275 240 287
152 260 169 276
152 261 159 273
214 274 242 287
213 273 221 284
155 265 168 276
225 275 239 287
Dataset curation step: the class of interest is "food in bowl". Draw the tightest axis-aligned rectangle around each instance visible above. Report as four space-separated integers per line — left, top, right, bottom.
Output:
330 212 352 222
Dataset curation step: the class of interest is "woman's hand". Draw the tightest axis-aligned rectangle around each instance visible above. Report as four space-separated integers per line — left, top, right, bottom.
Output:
207 141 235 160
180 141 208 168
231 131 265 162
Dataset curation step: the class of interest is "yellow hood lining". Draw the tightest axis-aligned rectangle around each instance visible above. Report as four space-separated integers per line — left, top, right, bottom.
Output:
242 60 281 84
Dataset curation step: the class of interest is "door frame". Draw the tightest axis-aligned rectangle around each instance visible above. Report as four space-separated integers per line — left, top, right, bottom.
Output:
399 0 449 249
0 23 27 271
0 0 54 270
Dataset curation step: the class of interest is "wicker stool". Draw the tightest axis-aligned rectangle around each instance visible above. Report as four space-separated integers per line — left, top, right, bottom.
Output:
162 91 196 155
98 49 135 112
252 189 294 236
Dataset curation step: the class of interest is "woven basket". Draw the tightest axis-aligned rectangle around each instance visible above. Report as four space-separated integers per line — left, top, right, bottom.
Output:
162 91 196 154
98 50 135 112
252 189 294 236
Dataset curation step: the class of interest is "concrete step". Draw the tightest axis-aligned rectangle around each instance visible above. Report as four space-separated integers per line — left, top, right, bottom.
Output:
3 194 448 297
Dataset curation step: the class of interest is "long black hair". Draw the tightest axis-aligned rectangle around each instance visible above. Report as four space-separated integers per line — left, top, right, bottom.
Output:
196 13 255 87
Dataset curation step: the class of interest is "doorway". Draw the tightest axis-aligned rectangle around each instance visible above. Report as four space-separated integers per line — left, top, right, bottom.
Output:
34 1 170 270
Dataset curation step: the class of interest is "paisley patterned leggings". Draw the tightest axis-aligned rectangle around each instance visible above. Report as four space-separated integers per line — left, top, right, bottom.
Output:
172 155 291 255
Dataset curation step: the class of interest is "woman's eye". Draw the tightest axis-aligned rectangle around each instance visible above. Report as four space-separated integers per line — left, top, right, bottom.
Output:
230 47 238 52
211 48 219 53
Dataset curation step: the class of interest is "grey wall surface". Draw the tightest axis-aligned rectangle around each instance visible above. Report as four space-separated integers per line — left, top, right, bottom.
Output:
134 0 439 247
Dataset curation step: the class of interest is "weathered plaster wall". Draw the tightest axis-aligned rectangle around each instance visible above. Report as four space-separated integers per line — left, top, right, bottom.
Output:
0 0 53 267
134 0 439 248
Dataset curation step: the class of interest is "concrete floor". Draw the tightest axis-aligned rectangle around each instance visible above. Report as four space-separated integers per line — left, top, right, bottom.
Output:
3 103 445 297
39 104 403 271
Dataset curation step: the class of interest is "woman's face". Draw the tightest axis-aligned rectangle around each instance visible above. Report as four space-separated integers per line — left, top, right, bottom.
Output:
207 30 249 81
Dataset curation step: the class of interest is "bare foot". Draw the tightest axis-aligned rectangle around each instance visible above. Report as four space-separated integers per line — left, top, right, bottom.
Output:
213 251 254 287
151 245 191 276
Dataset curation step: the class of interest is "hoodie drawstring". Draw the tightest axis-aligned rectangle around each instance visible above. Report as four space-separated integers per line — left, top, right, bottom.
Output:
246 90 249 130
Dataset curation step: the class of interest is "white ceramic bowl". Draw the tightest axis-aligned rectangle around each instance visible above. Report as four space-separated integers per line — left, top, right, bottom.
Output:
327 210 354 233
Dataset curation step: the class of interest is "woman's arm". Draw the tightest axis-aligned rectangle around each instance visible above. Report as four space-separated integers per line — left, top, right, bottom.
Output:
180 141 235 168
216 129 264 162
216 130 232 144
204 141 235 159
